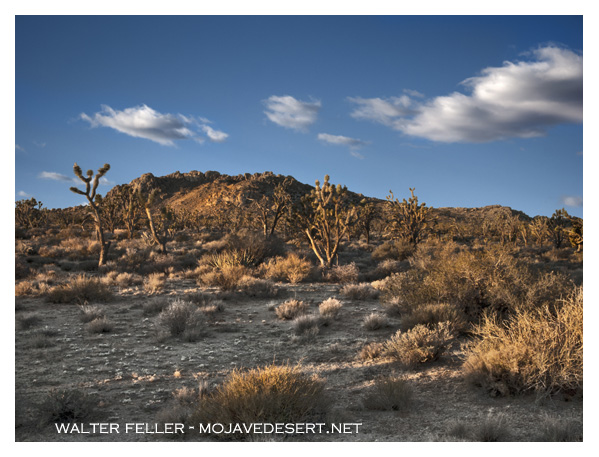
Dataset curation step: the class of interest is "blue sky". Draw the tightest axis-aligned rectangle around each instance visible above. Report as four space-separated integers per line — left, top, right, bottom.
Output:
15 15 583 217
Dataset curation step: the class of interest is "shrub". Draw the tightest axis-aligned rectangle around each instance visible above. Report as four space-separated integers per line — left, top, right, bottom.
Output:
190 364 328 438
37 389 97 425
143 298 169 316
358 342 385 361
400 303 468 333
384 322 454 367
362 376 413 411
463 286 583 396
372 240 415 262
46 274 113 304
318 298 343 319
144 272 166 294
340 283 379 300
198 264 248 291
537 413 582 442
275 299 309 320
156 299 204 342
446 413 510 441
87 317 113 334
16 313 41 330
114 272 143 288
362 313 388 331
292 314 321 336
237 276 278 298
78 304 105 323
323 262 359 284
263 253 312 284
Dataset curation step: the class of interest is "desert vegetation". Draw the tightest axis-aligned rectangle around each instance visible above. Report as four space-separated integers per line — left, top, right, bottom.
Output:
15 169 582 441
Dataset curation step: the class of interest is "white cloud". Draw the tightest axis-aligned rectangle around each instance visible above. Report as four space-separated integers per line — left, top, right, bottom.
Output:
561 195 583 207
403 89 424 98
39 171 74 182
350 150 365 160
15 144 25 152
317 133 368 149
349 46 582 143
33 141 46 148
17 191 31 198
80 104 228 146
263 95 320 131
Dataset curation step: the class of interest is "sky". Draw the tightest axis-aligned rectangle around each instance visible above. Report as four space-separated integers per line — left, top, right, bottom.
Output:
14 15 583 218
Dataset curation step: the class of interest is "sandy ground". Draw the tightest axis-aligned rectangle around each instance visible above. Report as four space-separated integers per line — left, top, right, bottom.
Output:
15 280 582 442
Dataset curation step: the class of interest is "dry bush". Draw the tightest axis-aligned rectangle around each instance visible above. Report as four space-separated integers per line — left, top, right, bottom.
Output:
318 297 343 319
371 259 405 279
263 253 312 284
87 317 113 334
372 240 415 262
198 264 248 291
237 276 278 298
358 342 385 361
46 274 113 304
384 322 454 367
362 313 388 331
78 304 105 323
362 376 413 411
156 299 205 342
143 298 169 316
17 313 41 330
537 413 582 441
15 280 37 296
144 272 166 294
292 314 321 336
190 364 328 438
114 272 143 288
60 238 100 260
463 286 583 396
445 413 510 441
323 262 359 284
37 389 97 425
381 242 574 322
340 283 379 300
400 303 468 333
275 299 309 320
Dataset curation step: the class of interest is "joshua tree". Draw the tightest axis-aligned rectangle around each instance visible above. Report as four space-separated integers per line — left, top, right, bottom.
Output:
530 216 550 247
295 175 357 268
566 216 583 252
548 208 570 249
15 197 46 229
138 188 171 254
386 187 430 245
249 178 292 238
355 200 380 245
69 163 111 266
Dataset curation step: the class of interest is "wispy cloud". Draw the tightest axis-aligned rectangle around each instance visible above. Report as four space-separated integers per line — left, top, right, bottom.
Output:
263 95 321 132
561 195 583 207
15 144 26 152
350 150 365 160
317 133 368 149
33 140 46 148
80 104 228 146
349 46 582 143
39 171 74 182
17 190 31 198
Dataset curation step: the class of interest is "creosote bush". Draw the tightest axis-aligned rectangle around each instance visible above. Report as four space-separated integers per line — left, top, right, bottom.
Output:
318 297 343 319
263 253 312 284
323 262 359 284
400 303 468 333
384 322 454 367
275 299 309 320
362 376 413 411
362 313 388 331
340 283 379 300
358 342 385 361
190 364 328 438
463 286 583 396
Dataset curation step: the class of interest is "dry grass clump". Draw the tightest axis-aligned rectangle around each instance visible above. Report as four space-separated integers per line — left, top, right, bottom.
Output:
16 313 42 330
384 322 454 367
87 317 113 334
318 297 343 319
340 283 379 300
37 389 97 425
114 272 143 288
275 299 309 320
155 299 205 342
190 364 328 438
536 413 582 441
78 304 105 323
46 274 113 304
400 303 468 333
143 298 169 316
446 413 510 441
362 376 413 411
237 276 278 298
263 253 312 283
198 264 248 291
463 286 583 396
292 314 321 337
358 342 385 361
362 313 388 331
144 272 166 294
324 262 359 284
